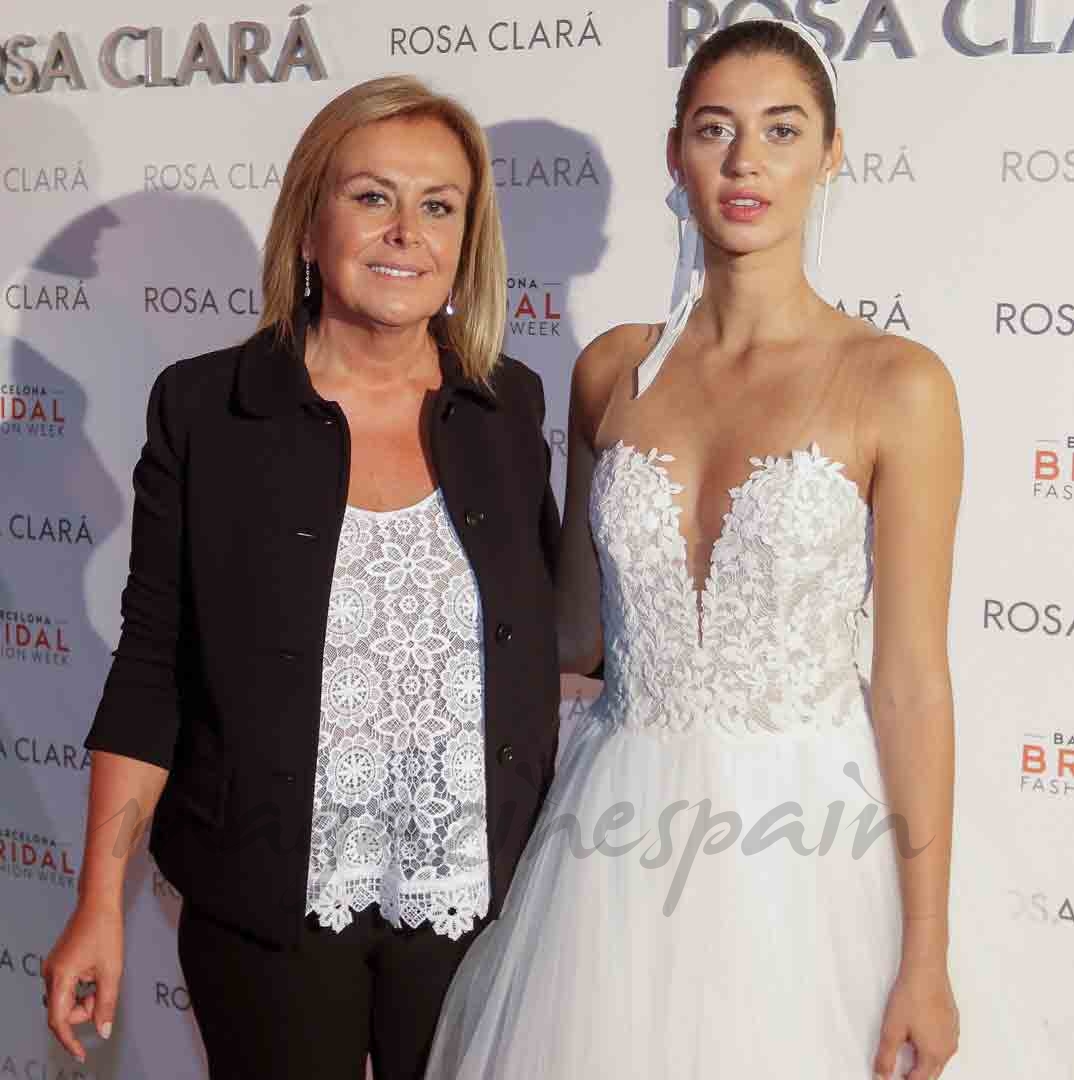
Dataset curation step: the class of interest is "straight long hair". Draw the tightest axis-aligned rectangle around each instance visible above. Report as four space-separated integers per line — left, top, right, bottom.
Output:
259 76 506 381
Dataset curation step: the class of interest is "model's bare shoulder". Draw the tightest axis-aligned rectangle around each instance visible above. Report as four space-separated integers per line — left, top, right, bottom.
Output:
570 323 659 445
573 322 659 387
862 335 958 423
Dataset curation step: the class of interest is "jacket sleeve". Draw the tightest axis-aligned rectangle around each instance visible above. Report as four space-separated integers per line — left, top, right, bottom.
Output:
84 362 187 771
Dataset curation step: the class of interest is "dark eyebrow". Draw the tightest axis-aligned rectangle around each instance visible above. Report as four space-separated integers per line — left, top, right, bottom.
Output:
338 170 465 196
691 103 810 122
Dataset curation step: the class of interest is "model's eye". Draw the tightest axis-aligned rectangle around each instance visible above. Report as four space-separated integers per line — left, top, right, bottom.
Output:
769 124 801 141
353 190 388 205
424 200 456 217
698 122 735 143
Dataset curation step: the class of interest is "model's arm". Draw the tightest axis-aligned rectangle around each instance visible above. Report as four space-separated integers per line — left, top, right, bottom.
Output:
867 341 962 1080
555 327 639 673
519 364 561 583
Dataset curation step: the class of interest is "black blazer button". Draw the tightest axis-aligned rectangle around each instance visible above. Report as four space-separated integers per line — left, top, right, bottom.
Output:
442 401 456 421
279 649 298 662
296 529 318 541
464 508 485 527
323 417 336 426
495 622 513 644
271 770 297 784
497 743 515 765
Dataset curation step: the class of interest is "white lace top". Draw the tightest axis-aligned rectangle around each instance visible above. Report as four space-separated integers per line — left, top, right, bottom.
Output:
304 488 489 940
589 442 872 741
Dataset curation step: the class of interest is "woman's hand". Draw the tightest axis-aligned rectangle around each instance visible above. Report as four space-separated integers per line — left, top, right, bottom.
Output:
873 961 959 1080
43 900 124 1063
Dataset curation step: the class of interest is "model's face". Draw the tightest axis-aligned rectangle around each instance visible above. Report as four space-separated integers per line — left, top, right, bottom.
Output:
305 115 472 328
669 52 839 258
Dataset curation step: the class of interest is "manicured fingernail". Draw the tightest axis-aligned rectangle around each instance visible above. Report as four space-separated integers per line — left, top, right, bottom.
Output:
101 1021 113 1039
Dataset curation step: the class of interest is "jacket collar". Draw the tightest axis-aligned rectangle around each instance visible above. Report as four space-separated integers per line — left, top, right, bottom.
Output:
235 305 497 417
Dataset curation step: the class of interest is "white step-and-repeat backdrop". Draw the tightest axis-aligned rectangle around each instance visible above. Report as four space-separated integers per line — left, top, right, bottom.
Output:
2 1 1072 1076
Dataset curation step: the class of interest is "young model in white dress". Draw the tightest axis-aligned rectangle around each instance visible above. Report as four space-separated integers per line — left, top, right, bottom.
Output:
426 19 962 1079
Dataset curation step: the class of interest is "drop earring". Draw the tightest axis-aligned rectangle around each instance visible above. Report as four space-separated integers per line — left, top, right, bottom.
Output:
304 259 311 299
817 170 831 269
444 289 455 316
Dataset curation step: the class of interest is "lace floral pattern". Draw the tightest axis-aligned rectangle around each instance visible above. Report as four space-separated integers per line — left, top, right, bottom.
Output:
589 442 872 738
306 490 489 940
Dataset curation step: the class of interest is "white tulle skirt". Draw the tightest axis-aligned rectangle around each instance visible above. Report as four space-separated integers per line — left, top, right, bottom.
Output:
425 705 917 1078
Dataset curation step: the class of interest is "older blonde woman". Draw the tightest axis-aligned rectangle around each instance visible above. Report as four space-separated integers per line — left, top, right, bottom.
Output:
43 76 560 1079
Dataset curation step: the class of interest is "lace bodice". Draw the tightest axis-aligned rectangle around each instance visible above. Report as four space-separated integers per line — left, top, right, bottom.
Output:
305 489 489 940
589 441 873 739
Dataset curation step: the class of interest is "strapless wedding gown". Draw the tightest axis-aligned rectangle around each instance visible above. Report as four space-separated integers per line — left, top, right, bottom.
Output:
425 434 920 1078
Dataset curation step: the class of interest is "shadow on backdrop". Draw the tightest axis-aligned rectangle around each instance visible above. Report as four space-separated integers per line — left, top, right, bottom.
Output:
487 120 611 683
3 96 262 1079
486 119 611 445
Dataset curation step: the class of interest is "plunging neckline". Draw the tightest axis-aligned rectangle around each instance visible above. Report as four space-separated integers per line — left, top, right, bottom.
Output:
593 440 869 645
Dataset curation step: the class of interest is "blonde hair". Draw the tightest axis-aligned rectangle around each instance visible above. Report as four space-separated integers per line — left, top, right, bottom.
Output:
259 76 506 381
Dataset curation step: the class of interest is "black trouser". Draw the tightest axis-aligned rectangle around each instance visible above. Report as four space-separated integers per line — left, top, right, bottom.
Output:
177 901 486 1079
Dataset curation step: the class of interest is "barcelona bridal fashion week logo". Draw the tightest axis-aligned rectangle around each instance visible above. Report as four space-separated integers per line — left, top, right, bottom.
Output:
0 383 66 439
1032 436 1074 503
0 827 78 888
507 276 564 339
1020 728 1074 798
0 608 73 667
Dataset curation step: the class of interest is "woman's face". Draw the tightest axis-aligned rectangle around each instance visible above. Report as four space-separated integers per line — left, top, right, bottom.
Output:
669 51 839 259
306 115 472 329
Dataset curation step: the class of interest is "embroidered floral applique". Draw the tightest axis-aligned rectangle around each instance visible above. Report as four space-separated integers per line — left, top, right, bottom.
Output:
589 441 871 737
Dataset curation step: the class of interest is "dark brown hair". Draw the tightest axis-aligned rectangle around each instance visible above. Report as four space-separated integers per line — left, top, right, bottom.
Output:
674 20 836 144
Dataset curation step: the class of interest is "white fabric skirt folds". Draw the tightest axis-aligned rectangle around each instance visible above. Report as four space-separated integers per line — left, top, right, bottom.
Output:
425 705 913 1078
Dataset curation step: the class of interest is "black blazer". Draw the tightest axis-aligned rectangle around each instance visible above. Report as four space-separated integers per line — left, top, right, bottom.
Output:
86 316 561 947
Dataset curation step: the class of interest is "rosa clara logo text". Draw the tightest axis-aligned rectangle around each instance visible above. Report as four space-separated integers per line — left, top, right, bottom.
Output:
983 599 1074 637
0 7 326 95
667 0 1074 66
390 15 602 56
1003 149 1074 184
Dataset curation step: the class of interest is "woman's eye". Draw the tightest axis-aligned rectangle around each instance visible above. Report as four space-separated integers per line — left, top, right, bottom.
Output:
770 125 800 141
699 123 734 141
354 190 388 206
424 200 455 217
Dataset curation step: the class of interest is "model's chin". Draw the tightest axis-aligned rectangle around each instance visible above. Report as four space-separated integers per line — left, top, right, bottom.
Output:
696 220 785 260
707 235 771 260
